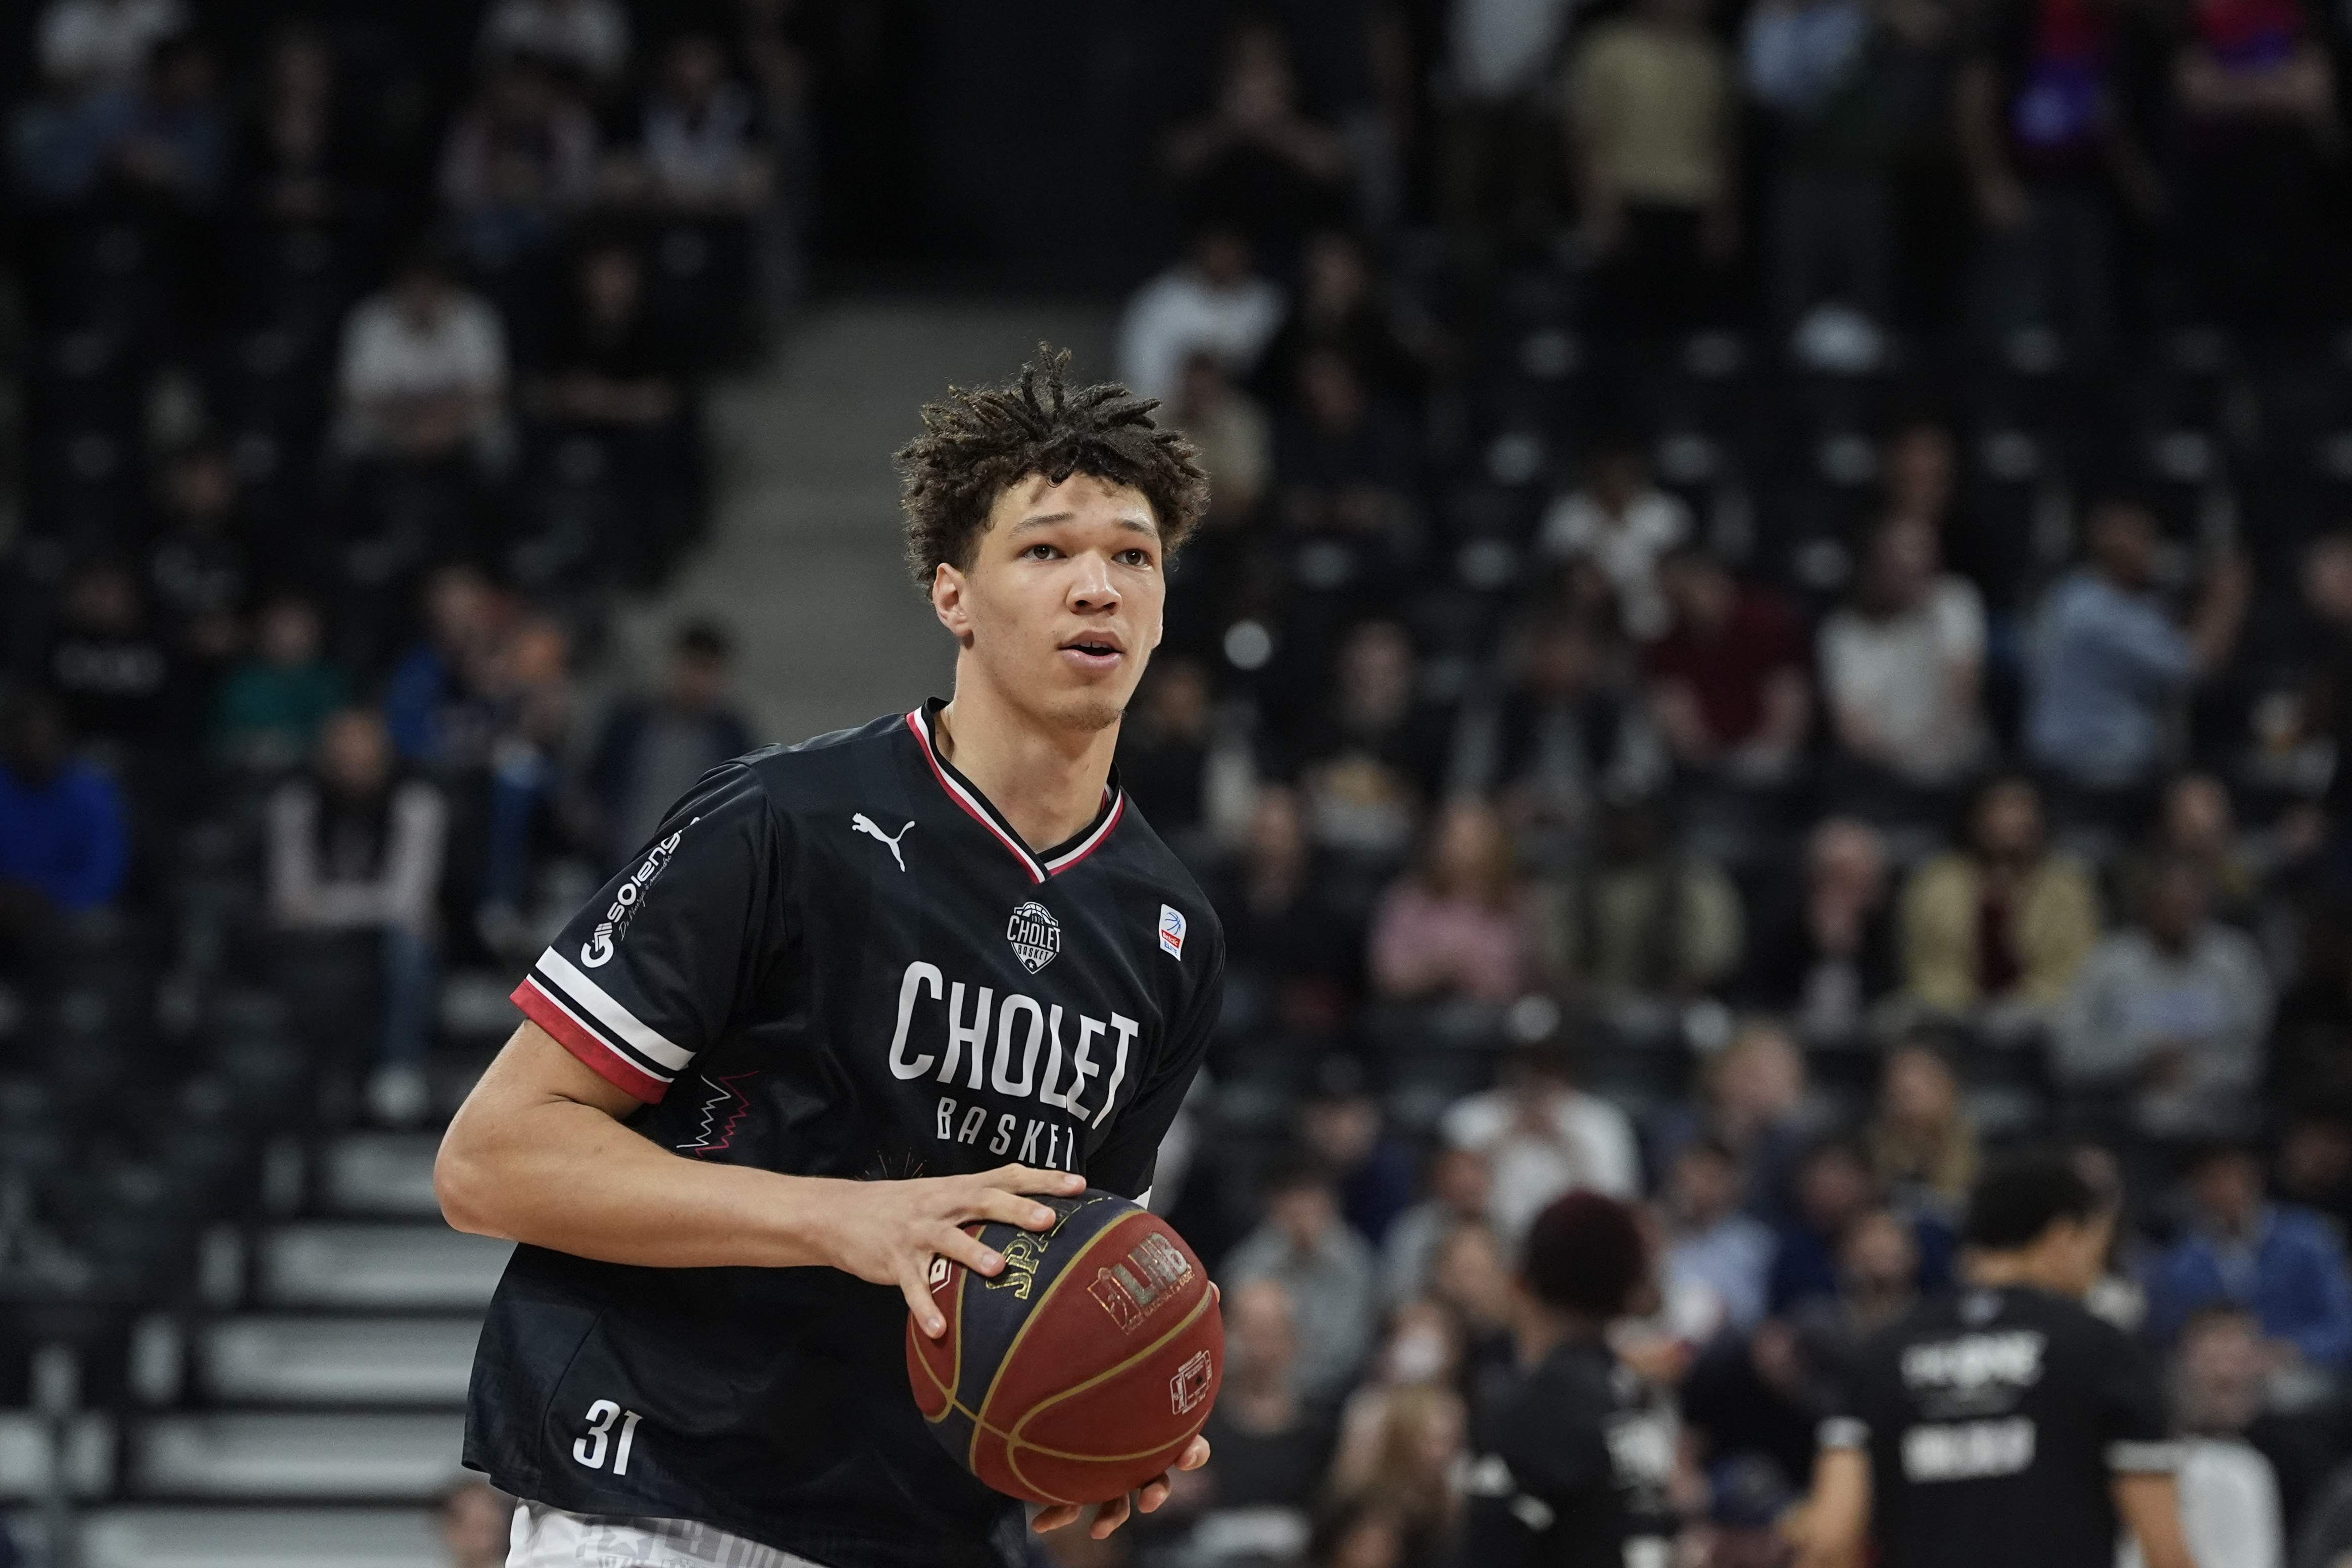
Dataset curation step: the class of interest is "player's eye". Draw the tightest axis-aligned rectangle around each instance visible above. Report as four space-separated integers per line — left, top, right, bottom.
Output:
1022 544 1061 560
1116 549 1154 568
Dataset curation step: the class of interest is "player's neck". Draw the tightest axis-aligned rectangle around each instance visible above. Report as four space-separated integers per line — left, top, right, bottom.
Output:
934 687 1120 852
1512 1304 1606 1367
1962 1250 2084 1299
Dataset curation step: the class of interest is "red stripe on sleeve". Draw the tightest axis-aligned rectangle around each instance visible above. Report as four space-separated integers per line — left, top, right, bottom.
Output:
512 979 670 1102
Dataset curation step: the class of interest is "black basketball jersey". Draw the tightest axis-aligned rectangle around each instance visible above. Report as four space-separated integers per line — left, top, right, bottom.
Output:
1822 1284 2178 1568
1453 1337 1679 1568
461 702 1224 1568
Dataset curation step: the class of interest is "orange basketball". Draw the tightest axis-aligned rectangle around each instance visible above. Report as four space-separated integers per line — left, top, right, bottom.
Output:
905 1189 1223 1506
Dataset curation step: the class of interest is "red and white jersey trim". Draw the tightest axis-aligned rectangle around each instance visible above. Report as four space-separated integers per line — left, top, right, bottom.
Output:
904 707 1123 883
512 948 695 1103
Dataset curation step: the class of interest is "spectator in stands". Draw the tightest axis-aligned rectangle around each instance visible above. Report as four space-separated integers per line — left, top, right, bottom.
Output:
1218 785 1365 1035
1743 0 1894 332
1383 1144 1494 1307
1369 798 1530 1007
1877 417 2025 612
527 239 694 582
1665 1135 1779 1334
2116 773 2263 932
335 247 511 466
2055 857 2272 1140
1956 0 2162 362
1529 793 1745 1004
437 1478 515 1568
1299 1062 1418 1247
1645 546 1813 783
1820 514 1988 809
472 614 574 952
0 688 128 946
1223 1155 1381 1404
43 559 177 760
210 595 348 771
1115 657 1216 844
1439 0 1578 236
1169 351 1270 529
1567 0 1738 338
115 34 226 212
1739 815 1900 1041
1539 438 1692 642
438 58 599 277
1655 1020 1821 1224
1864 1034 1978 1212
1768 1136 1952 1310
1476 616 1663 870
1285 620 1451 861
1253 231 1427 408
37 0 184 88
1117 225 1285 406
2166 1307 2290 1568
145 444 247 663
1272 347 1420 545
2146 1144 2352 1373
477 0 629 89
582 621 750 869
1900 772 2100 1014
1428 1216 1517 1346
233 25 374 233
624 33 770 217
1439 1038 1642 1238
1192 1278 1341 1518
2173 0 2335 335
9 60 141 206
268 707 447 1125
2026 500 2249 805
1163 21 1348 260
385 564 506 767
1324 1380 1467 1559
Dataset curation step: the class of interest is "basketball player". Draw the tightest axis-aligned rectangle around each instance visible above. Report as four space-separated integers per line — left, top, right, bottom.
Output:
1793 1150 2196 1568
436 351 1223 1568
1453 1191 1679 1568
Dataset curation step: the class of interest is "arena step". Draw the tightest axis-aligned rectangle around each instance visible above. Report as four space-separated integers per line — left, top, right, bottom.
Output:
317 1135 444 1217
80 1505 444 1568
257 1225 510 1310
130 1412 466 1500
197 1317 480 1406
0 1411 114 1499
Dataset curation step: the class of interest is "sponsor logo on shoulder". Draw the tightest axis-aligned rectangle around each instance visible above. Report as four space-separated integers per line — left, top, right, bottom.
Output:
1007 901 1060 974
1158 903 1186 960
580 817 698 967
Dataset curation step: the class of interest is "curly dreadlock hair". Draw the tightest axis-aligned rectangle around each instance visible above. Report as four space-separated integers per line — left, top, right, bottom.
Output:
895 346 1209 591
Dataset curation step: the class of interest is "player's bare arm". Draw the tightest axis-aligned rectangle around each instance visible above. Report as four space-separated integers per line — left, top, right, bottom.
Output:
436 1018 1086 1331
1788 1445 1869 1568
2113 1473 2198 1568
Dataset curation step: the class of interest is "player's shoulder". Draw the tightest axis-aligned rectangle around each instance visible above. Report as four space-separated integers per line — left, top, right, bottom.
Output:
725 709 920 815
1098 798 1225 951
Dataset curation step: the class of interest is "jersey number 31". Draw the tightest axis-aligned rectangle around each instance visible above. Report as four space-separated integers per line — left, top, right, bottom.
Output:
573 1399 644 1476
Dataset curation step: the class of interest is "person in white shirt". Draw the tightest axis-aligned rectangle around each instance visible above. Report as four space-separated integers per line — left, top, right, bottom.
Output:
37 0 183 87
1820 515 1987 789
2142 1306 2287 1568
1538 438 1691 641
1116 226 1285 405
335 250 510 464
1437 1039 1639 1242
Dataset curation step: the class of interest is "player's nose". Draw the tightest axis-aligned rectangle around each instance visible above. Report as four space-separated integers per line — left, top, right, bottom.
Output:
1067 552 1118 609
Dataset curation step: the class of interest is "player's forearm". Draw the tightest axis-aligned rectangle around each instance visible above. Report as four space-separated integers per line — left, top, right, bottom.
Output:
439 1100 854 1268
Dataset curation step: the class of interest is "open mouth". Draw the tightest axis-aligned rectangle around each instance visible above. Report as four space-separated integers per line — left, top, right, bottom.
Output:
1063 642 1118 658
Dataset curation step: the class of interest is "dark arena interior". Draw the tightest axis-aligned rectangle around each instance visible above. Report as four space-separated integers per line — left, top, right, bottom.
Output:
5 0 2352 1565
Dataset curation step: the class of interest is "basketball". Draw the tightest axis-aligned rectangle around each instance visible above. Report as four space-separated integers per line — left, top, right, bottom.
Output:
905 1189 1224 1506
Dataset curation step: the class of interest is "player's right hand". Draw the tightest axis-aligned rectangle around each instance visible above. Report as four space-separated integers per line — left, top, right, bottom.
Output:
826 1164 1086 1338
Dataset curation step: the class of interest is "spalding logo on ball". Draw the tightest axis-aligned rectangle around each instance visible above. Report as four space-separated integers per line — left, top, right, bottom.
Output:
906 1189 1224 1505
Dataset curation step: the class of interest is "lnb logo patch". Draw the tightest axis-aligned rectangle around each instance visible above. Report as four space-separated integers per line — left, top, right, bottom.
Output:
1157 903 1186 960
1006 901 1061 974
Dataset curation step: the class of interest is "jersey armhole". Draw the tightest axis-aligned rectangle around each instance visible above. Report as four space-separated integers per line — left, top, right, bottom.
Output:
514 979 667 1103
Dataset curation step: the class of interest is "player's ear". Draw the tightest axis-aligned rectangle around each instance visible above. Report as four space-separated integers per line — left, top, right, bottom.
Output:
932 561 976 647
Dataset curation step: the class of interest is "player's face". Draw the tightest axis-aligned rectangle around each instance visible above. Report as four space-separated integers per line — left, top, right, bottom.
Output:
933 471 1165 733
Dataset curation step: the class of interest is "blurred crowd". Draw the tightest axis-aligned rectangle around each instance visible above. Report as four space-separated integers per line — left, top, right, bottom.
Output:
1083 4 2352 1568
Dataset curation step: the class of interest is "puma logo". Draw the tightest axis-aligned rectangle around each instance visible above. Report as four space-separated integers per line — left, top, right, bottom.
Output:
851 813 914 871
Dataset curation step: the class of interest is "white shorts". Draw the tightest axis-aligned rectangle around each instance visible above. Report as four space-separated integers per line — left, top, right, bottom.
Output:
506 1501 830 1568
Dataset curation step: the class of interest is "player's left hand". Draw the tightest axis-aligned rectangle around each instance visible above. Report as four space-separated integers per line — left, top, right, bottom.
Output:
1030 1434 1211 1539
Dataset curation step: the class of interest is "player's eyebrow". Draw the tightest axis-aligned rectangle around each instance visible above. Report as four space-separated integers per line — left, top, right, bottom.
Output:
1009 511 1160 539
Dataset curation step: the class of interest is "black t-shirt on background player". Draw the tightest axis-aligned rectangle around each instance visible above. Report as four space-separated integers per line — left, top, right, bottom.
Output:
1822 1284 2177 1568
1453 1336 1679 1568
462 701 1226 1568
